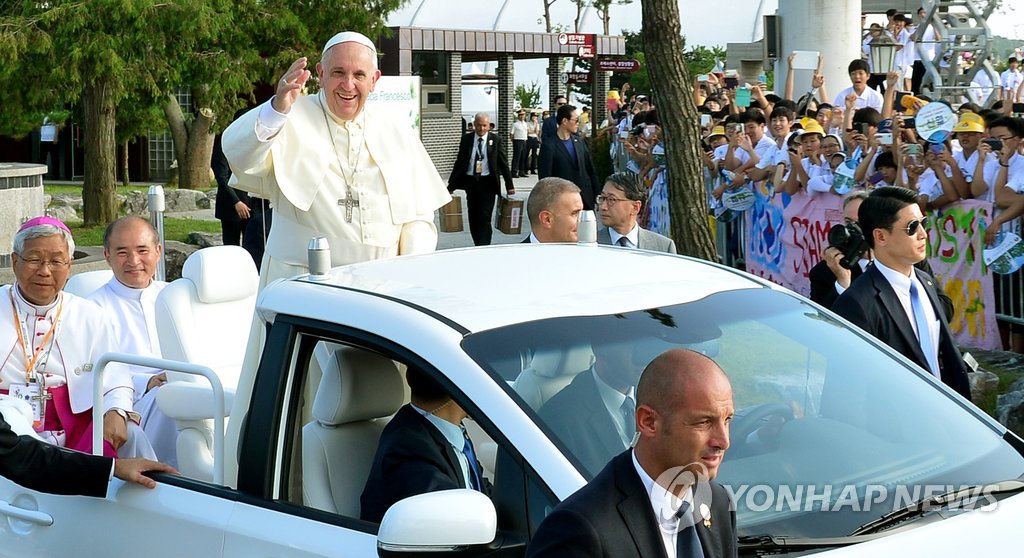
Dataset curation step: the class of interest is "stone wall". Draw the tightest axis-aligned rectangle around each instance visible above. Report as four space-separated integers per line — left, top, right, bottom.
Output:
420 51 464 179
0 163 46 265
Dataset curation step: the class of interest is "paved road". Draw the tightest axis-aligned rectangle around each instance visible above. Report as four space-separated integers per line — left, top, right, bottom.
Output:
175 175 538 249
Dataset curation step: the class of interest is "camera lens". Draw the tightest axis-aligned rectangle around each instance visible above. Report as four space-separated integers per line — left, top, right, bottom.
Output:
829 224 850 246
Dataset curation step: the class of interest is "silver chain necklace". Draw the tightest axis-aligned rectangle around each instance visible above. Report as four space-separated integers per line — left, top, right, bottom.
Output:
318 91 363 223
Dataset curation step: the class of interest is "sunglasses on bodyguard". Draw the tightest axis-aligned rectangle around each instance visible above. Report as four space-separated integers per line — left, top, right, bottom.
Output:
892 218 926 236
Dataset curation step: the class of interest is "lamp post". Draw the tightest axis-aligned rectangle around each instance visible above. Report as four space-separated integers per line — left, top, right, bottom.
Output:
870 34 900 75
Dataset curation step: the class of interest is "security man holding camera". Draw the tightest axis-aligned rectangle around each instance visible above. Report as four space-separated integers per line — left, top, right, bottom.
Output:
810 192 872 308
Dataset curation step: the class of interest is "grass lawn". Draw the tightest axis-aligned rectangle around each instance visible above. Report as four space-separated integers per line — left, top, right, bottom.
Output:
45 184 154 196
67 218 221 246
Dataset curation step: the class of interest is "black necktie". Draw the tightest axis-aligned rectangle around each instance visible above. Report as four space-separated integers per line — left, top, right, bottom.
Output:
474 137 484 176
675 501 705 558
617 236 631 248
620 396 635 442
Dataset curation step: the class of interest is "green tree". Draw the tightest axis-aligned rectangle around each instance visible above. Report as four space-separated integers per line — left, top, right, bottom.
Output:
514 80 543 110
0 0 407 225
640 0 716 260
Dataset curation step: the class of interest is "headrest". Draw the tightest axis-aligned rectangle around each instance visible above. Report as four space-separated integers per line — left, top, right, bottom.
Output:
182 246 259 304
313 346 405 426
526 344 594 378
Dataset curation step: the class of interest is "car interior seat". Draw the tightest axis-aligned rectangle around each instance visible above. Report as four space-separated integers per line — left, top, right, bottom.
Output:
511 343 594 410
63 269 114 298
301 345 405 516
154 245 259 482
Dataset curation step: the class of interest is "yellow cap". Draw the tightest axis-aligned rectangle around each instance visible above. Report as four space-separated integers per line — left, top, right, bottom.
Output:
607 90 621 100
800 118 825 136
900 94 924 115
953 111 985 133
709 126 726 138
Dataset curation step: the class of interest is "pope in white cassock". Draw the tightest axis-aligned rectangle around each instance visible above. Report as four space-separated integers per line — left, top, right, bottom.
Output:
88 216 178 467
223 31 451 288
1 217 155 459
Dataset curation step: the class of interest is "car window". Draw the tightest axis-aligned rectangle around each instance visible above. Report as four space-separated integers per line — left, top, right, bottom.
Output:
461 288 1024 538
269 331 521 533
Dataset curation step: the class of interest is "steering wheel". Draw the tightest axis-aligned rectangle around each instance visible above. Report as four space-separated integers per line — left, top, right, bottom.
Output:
728 403 795 458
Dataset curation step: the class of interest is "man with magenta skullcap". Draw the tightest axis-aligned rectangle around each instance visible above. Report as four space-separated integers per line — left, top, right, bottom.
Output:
223 31 451 288
0 216 156 459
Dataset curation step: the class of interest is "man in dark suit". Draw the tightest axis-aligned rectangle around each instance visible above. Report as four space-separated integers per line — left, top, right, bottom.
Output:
596 171 677 253
448 113 516 246
360 368 491 523
527 348 737 558
541 95 567 141
832 187 971 398
0 411 173 495
539 104 600 209
213 114 251 246
539 339 644 476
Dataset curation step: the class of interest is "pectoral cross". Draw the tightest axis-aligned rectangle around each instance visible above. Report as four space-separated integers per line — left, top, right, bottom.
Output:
31 389 52 406
30 388 52 427
337 192 360 223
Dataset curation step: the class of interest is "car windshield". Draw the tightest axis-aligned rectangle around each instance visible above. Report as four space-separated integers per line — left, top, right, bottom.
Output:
462 288 1024 538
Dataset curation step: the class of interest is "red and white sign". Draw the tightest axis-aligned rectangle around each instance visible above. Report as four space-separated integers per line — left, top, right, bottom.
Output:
558 33 596 58
557 33 594 46
597 59 642 72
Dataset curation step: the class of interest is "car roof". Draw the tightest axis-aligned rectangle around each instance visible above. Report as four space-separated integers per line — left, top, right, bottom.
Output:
268 244 767 333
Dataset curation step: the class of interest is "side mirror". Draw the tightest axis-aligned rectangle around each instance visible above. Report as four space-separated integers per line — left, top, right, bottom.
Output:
377 489 496 556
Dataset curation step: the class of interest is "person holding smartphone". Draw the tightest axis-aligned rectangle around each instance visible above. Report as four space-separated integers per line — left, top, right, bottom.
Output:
950 112 998 200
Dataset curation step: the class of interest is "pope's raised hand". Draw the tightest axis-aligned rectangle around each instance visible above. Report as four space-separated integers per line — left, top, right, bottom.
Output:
271 57 312 114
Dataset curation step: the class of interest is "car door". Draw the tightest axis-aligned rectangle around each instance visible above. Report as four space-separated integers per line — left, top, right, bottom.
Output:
218 316 547 557
220 318 382 558
0 476 234 558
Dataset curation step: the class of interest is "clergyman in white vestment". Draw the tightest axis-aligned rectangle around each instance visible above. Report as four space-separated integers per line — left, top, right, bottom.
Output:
223 31 451 288
88 216 178 467
1 217 155 459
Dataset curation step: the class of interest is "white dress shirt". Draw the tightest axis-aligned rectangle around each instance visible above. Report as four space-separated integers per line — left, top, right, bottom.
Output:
593 370 635 446
411 403 472 488
631 451 694 558
609 224 641 249
873 259 940 370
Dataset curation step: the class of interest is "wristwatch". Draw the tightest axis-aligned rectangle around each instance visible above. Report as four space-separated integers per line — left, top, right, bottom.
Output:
111 408 129 423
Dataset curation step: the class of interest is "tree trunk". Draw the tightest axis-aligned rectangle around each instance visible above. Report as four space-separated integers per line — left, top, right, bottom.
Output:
181 108 215 190
121 139 130 187
640 0 717 261
163 94 189 183
543 0 554 32
82 80 118 226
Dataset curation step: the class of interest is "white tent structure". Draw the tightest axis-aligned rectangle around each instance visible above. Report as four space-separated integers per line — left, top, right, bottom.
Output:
387 0 778 103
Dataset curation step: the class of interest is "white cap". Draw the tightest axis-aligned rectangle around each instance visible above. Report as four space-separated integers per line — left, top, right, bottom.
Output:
321 31 377 57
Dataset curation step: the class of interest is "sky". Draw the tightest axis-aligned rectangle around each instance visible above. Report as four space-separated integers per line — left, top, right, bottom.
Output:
989 1 1024 41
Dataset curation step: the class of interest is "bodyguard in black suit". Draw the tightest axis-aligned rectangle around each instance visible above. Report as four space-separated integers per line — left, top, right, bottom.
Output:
361 368 492 523
213 119 251 246
0 412 173 495
540 370 631 477
538 104 600 210
527 349 738 558
448 113 515 246
832 188 971 399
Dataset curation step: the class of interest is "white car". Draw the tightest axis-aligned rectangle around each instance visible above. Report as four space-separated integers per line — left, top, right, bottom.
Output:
1 244 1022 557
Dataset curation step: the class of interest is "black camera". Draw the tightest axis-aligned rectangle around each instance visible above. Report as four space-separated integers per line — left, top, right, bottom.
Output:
828 222 869 270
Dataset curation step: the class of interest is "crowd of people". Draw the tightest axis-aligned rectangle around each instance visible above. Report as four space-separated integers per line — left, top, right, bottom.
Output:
595 29 1024 352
